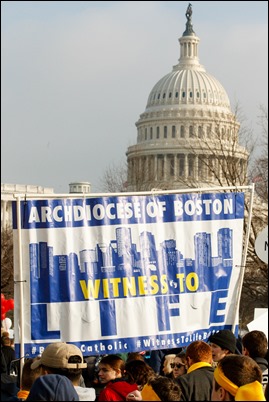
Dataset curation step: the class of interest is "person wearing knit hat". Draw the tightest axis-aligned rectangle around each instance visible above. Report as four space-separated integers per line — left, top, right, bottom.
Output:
208 330 236 363
211 354 266 401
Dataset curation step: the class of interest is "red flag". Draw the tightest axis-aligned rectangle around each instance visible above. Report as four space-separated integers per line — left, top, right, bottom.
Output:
252 175 263 183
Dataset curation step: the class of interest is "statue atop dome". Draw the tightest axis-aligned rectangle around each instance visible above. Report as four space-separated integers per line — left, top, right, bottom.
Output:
185 3 192 22
183 3 195 36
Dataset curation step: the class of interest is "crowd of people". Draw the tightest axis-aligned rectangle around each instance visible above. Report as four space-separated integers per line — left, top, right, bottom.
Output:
1 328 268 401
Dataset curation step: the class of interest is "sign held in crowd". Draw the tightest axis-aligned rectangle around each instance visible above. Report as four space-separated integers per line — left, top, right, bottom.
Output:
12 188 252 357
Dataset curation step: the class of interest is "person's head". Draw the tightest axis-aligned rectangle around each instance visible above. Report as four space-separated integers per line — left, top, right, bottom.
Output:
97 354 125 384
26 373 79 401
21 357 42 391
211 354 265 401
126 352 145 364
242 330 268 359
171 351 187 378
208 330 237 362
162 354 176 375
1 336 11 347
141 376 181 401
1 331 9 339
125 359 156 388
185 340 212 368
30 342 87 385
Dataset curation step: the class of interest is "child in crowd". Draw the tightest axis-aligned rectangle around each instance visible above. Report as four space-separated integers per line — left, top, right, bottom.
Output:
97 354 138 401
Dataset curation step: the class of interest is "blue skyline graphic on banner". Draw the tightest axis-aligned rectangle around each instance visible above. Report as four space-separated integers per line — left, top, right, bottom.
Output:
30 226 233 303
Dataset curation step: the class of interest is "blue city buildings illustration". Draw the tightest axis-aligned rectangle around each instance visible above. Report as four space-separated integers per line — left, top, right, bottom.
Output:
30 227 233 304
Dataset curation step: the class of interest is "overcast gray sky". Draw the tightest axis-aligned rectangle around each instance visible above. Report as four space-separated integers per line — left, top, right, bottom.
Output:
1 1 268 193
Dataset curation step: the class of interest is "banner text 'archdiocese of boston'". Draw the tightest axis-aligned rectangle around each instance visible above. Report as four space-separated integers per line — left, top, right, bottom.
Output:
13 192 245 357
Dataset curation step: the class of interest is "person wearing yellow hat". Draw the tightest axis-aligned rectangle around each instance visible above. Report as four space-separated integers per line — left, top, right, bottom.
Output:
211 354 266 401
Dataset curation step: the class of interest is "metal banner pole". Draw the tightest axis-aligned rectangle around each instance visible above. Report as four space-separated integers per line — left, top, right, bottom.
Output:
232 183 255 333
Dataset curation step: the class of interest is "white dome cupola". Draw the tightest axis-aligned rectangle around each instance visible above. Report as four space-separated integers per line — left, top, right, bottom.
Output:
145 5 231 115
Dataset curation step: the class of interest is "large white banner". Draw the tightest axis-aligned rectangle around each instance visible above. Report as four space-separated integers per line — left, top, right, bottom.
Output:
13 191 245 357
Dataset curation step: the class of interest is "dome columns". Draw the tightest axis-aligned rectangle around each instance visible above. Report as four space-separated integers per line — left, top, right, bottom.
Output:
178 36 200 67
127 149 208 187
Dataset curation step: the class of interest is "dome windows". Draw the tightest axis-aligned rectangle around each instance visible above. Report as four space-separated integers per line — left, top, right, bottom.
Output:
138 122 233 144
179 155 184 176
146 69 230 109
198 158 203 179
168 155 175 176
189 125 194 138
188 155 194 177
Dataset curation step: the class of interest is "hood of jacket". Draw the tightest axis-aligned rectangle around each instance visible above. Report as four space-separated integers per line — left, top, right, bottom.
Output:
74 385 96 401
104 379 138 400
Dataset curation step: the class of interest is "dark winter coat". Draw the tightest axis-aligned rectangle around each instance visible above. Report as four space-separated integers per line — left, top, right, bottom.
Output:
177 366 214 401
1 346 16 375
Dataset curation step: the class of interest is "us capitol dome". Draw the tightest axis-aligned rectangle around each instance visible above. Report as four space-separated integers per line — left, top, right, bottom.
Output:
126 4 248 191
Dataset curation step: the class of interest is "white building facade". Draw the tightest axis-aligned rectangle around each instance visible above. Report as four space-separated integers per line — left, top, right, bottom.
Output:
1 183 54 229
1 181 92 230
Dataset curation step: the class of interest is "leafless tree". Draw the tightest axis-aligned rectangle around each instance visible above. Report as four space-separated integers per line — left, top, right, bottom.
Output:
248 105 268 202
1 226 14 300
239 106 268 328
99 161 128 193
